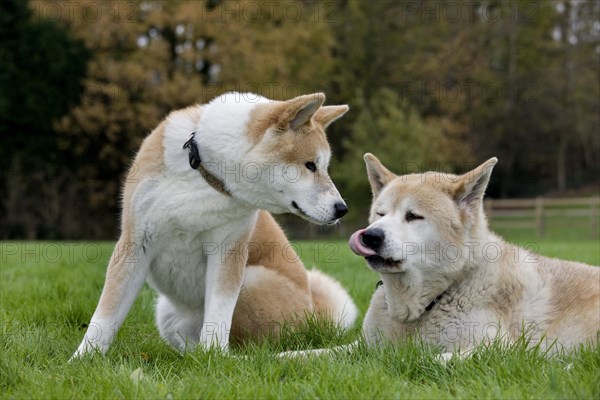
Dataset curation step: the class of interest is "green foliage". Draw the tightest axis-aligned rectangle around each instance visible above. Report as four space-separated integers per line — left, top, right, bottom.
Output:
50 0 337 238
0 0 88 166
0 0 89 239
334 88 472 214
1 0 599 239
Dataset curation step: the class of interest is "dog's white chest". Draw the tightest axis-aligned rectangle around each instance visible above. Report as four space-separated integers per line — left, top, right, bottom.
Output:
134 176 255 308
147 232 208 307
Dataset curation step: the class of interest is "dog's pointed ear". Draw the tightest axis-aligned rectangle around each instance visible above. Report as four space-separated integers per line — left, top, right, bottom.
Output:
278 93 325 131
453 157 498 213
364 153 396 197
314 105 349 129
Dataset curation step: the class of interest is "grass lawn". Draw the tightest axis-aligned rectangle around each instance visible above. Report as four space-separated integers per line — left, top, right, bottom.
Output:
1 233 599 399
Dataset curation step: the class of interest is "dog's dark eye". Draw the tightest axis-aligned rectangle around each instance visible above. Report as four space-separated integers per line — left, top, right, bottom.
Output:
305 162 317 172
376 212 385 217
405 211 424 222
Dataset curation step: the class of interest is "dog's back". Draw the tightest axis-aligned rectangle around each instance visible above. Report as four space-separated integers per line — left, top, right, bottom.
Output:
535 255 600 348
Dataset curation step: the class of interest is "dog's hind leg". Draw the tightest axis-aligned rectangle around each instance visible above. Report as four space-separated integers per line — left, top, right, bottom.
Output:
155 295 203 352
231 265 313 343
71 238 150 359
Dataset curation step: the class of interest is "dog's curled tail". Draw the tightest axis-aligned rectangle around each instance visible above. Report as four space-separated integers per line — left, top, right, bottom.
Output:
308 269 358 329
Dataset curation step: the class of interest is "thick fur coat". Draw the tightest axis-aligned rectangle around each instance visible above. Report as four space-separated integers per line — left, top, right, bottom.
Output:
72 92 357 358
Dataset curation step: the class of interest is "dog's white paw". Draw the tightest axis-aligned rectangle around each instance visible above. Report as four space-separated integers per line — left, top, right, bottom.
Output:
69 340 101 362
435 352 455 363
434 349 473 363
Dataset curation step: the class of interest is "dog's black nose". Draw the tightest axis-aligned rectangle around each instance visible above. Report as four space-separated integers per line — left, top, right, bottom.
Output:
334 202 348 219
361 228 385 251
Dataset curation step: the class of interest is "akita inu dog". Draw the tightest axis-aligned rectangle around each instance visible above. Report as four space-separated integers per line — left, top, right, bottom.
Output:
72 92 357 358
348 154 599 358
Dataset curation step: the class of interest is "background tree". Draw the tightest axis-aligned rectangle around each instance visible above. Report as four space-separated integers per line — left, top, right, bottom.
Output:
334 88 472 220
49 0 337 238
2 0 598 239
0 0 88 238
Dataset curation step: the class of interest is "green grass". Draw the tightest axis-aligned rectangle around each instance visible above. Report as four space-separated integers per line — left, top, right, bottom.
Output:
1 234 599 399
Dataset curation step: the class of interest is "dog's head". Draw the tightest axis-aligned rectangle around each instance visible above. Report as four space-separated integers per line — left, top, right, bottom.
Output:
238 93 349 224
349 153 497 276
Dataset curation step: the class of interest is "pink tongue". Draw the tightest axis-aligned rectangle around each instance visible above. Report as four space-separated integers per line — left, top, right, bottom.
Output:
348 229 378 257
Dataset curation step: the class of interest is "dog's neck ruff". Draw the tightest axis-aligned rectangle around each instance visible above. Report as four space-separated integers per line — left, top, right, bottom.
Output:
183 132 231 197
376 280 446 315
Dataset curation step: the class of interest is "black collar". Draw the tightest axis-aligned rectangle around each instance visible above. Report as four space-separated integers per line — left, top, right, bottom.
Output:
424 291 446 312
183 132 231 197
375 280 446 314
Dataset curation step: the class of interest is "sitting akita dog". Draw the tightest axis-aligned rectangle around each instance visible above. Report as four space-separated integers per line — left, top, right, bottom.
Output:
347 154 599 358
72 92 357 358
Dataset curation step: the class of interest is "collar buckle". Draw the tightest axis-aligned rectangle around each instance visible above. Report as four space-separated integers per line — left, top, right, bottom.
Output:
183 132 201 170
183 132 231 197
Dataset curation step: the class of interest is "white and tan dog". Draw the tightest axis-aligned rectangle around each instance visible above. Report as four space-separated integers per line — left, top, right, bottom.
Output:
72 92 357 358
348 154 599 358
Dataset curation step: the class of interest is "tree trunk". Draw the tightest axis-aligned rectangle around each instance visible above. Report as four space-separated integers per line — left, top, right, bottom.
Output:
557 135 568 193
557 1 573 194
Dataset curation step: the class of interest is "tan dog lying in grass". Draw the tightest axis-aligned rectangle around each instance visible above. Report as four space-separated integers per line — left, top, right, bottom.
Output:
351 154 599 358
283 154 599 359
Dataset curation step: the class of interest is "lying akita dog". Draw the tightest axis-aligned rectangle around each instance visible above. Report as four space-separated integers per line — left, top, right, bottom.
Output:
72 92 357 358
347 154 599 358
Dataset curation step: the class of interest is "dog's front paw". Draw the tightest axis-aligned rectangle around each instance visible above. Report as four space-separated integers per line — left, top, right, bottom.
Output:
435 352 455 363
434 349 472 363
69 339 102 361
198 322 231 352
